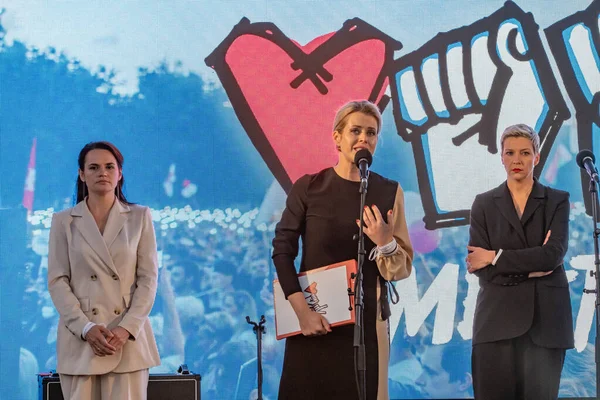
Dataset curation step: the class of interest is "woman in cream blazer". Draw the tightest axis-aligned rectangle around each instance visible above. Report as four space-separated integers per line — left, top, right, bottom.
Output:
48 141 160 400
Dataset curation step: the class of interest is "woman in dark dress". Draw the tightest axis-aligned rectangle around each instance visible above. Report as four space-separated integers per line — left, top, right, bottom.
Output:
272 100 414 400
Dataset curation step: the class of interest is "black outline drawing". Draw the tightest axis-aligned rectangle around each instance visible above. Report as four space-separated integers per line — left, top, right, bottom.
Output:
546 0 600 216
205 18 402 192
304 282 328 314
389 1 570 229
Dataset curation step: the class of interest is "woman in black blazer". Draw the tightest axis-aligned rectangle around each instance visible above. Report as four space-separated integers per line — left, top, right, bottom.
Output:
466 124 574 400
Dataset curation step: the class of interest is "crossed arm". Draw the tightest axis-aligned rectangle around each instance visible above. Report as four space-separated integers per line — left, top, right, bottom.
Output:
466 193 569 281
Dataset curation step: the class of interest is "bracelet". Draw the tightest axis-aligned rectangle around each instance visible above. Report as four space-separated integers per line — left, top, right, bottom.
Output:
368 239 398 261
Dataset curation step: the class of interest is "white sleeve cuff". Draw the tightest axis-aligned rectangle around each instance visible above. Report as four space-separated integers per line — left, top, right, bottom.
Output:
82 322 96 340
492 249 503 266
368 239 398 261
378 239 398 255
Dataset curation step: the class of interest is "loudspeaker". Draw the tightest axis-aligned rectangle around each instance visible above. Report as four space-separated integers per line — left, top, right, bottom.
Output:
38 372 201 400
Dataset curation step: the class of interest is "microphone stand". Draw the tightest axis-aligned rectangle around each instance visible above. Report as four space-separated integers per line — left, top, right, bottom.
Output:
350 175 368 400
582 176 600 398
245 315 266 400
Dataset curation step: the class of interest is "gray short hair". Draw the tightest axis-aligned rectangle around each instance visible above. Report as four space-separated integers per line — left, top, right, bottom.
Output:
500 124 540 154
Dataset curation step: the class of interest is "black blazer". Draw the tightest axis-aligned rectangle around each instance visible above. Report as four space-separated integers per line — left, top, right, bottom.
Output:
469 179 574 348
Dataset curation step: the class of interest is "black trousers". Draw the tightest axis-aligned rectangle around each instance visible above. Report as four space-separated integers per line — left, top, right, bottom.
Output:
472 333 566 400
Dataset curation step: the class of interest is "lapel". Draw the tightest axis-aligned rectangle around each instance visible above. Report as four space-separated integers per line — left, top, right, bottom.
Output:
70 199 130 274
520 179 545 227
103 200 130 249
492 180 546 246
492 182 527 245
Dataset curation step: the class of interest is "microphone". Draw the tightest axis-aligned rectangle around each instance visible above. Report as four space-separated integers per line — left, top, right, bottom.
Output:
576 149 600 183
354 149 373 186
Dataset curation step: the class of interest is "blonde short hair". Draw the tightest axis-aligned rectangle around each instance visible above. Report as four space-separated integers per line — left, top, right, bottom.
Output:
333 100 382 134
500 124 540 154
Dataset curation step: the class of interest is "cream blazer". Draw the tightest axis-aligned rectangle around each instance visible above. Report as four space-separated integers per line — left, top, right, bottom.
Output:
48 200 161 375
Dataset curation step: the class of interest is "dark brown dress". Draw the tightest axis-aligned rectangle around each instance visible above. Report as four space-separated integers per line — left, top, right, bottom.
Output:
272 168 413 400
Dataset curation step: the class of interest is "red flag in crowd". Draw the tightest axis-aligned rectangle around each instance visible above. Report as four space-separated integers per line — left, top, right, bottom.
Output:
181 179 197 198
23 138 37 213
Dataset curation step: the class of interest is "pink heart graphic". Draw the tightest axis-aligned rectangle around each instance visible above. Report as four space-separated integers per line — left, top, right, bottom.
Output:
206 18 401 191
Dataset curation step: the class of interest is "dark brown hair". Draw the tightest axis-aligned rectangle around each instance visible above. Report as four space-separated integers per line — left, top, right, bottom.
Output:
76 141 133 204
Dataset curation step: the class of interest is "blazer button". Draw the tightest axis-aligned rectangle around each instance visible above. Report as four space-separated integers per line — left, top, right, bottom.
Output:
112 274 119 281
114 309 121 315
92 308 98 315
91 275 97 281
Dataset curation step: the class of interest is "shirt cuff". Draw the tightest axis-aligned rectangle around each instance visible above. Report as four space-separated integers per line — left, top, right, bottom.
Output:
492 249 503 266
81 322 96 340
